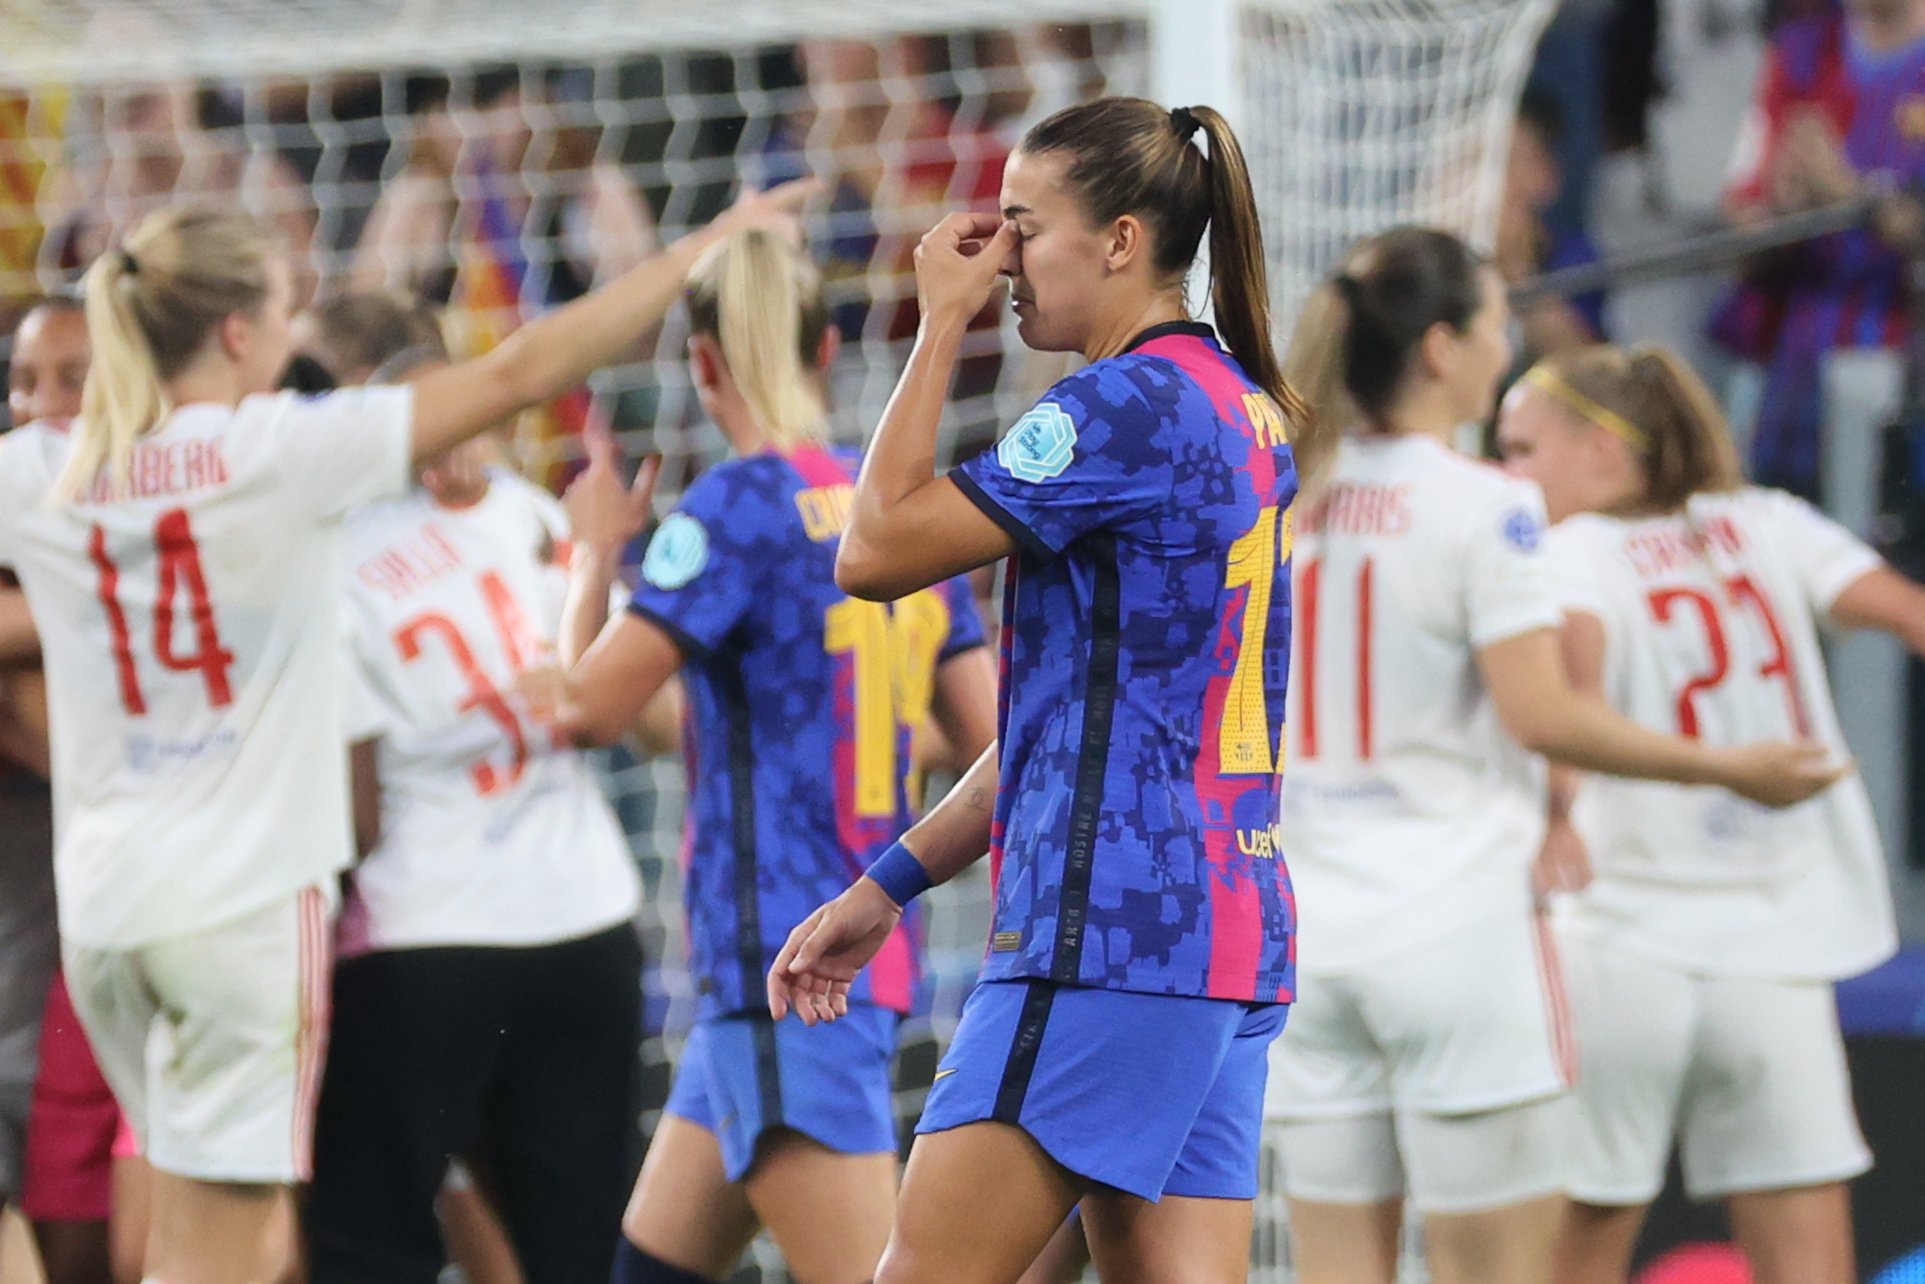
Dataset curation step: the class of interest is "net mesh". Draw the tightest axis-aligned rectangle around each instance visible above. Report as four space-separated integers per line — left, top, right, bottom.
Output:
1243 0 1559 330
0 3 1550 1279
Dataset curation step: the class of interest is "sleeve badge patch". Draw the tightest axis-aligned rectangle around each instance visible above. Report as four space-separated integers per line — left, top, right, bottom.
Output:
1501 506 1545 553
642 512 710 589
997 402 1079 483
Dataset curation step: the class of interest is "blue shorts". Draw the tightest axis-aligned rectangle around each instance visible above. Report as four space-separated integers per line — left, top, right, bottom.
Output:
664 1005 899 1182
917 980 1286 1202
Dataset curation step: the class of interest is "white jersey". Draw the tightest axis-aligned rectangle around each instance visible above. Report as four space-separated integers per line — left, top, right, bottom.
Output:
1281 435 1559 972
0 391 413 949
1545 488 1894 981
336 472 640 956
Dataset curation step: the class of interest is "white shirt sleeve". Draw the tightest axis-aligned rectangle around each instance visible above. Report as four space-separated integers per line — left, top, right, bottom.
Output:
1541 520 1614 621
1463 479 1564 649
1760 489 1884 612
260 386 415 521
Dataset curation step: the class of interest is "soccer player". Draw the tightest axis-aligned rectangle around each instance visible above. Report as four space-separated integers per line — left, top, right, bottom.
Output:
536 227 995 1284
303 326 646 1284
1498 342 1925 1284
4 293 130 1284
0 182 809 1284
768 97 1300 1284
1266 228 1842 1284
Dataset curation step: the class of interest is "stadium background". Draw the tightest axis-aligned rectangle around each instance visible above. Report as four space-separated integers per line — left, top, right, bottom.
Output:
3 0 1925 1279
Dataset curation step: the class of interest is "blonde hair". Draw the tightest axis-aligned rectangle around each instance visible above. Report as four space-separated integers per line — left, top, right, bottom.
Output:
685 227 831 449
1526 343 1743 512
1278 279 1349 487
56 207 280 502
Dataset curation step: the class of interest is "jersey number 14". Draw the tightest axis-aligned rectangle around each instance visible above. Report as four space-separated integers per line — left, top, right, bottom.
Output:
90 509 235 716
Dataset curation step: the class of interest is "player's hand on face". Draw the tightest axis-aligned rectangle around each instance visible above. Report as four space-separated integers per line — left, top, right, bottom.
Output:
1530 815 1592 903
1714 740 1850 808
768 880 903 1025
564 421 658 554
913 212 1018 327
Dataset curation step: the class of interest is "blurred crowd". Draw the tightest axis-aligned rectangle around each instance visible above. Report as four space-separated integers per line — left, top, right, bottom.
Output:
7 3 1925 492
0 26 1129 475
1509 0 1925 503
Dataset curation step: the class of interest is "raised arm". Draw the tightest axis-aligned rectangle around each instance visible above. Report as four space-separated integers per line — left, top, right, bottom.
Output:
557 425 659 668
835 213 1020 600
1478 627 1839 806
1827 565 1925 656
540 614 684 750
407 179 817 465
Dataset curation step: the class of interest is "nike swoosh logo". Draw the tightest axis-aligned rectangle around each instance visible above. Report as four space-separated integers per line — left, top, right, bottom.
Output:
932 1067 959 1082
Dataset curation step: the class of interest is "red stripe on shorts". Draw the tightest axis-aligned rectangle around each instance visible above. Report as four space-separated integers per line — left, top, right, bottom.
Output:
1532 913 1578 1088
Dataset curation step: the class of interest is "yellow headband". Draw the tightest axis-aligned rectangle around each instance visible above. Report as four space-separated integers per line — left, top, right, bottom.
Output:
1522 366 1650 451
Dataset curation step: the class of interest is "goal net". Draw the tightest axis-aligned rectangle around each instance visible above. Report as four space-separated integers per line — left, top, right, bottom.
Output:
0 2 1551 1279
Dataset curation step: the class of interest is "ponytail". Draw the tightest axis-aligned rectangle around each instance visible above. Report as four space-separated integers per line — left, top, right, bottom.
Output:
686 227 831 450
54 207 279 502
1283 226 1484 488
1527 343 1741 514
1185 106 1308 435
60 250 167 501
1278 278 1352 485
1019 97 1309 451
1625 345 1742 509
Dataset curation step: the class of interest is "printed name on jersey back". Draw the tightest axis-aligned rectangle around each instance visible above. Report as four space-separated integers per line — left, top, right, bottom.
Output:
1240 391 1291 451
86 438 230 504
1622 513 1745 579
355 523 466 603
1298 481 1412 537
794 483 853 542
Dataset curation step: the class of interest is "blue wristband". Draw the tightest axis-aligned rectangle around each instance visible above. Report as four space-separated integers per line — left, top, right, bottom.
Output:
864 840 933 908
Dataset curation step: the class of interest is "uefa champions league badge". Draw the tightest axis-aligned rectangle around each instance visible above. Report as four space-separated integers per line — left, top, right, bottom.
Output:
1501 506 1544 553
642 513 710 589
998 403 1078 483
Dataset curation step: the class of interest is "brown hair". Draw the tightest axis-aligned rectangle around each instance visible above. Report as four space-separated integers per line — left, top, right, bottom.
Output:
57 207 280 501
1019 97 1308 430
1283 226 1485 481
304 290 446 385
685 227 832 448
1529 343 1743 512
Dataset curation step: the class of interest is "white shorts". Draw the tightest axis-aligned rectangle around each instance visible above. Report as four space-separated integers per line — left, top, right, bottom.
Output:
1559 930 1871 1205
1267 911 1575 1119
1269 1093 1572 1214
1265 913 1574 1212
63 885 333 1184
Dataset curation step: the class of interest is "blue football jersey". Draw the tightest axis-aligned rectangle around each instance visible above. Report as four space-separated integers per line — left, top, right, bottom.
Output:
953 322 1298 1002
630 445 985 1019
